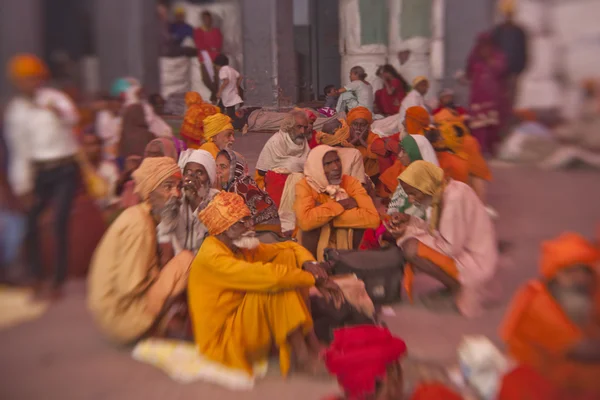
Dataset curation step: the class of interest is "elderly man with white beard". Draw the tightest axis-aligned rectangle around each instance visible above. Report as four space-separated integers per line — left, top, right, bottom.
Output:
160 149 220 255
87 157 194 344
188 192 344 385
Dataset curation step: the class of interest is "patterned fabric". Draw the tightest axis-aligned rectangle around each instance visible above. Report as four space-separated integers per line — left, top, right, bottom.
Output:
180 91 220 147
198 192 251 236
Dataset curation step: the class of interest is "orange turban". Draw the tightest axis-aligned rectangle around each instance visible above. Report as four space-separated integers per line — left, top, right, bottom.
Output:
347 106 373 125
199 192 251 236
132 157 182 201
185 91 203 106
497 365 560 400
203 113 233 141
410 383 463 400
405 106 430 135
7 53 48 81
540 232 600 280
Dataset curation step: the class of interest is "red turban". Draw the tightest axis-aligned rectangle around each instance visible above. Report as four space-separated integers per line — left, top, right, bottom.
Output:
347 106 373 125
540 232 600 280
497 365 560 400
324 325 407 400
410 383 463 400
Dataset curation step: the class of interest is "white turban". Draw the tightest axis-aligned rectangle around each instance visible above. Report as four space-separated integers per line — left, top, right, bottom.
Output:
178 149 217 185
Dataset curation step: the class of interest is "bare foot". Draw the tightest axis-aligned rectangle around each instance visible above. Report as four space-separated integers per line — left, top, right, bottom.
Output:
295 354 330 378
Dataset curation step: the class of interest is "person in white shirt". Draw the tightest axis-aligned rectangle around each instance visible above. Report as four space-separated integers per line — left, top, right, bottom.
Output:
3 54 80 299
336 66 375 113
214 54 243 121
397 76 430 127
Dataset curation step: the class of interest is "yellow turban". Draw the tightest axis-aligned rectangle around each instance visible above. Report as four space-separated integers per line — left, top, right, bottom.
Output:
132 157 182 201
412 76 429 87
347 106 373 125
199 192 251 236
438 122 468 159
203 113 233 141
398 160 446 231
7 53 49 82
316 119 352 147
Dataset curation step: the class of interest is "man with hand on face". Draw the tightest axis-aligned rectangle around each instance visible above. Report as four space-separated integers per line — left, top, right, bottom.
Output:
188 192 344 384
87 157 194 344
294 146 380 260
171 149 220 254
200 113 235 158
347 107 380 180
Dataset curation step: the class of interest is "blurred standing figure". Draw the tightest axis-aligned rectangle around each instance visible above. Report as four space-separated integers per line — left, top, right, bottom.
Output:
194 11 224 102
4 54 80 300
466 33 508 157
169 7 194 47
492 0 528 110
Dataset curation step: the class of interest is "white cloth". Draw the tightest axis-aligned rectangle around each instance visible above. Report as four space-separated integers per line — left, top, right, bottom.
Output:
96 160 120 209
177 149 217 186
410 134 439 167
200 50 215 82
174 188 220 254
343 80 374 111
255 130 310 172
95 110 122 160
398 89 426 126
4 89 79 196
218 66 243 108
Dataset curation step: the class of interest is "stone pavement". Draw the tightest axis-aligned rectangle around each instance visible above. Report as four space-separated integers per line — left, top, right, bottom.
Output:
1 132 599 400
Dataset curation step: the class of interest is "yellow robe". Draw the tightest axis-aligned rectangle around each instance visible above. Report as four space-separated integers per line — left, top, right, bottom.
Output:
188 236 316 380
294 175 380 260
200 141 220 158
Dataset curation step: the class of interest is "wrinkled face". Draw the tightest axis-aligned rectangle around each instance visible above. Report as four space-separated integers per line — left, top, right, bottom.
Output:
323 151 342 185
555 265 596 296
400 181 431 207
290 115 309 145
214 129 235 150
440 94 454 106
397 145 411 167
415 81 429 96
82 135 102 162
350 118 370 140
184 161 210 190
148 175 182 218
144 142 165 158
215 153 232 187
307 118 315 134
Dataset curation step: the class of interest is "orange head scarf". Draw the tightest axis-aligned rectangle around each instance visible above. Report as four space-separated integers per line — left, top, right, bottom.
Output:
185 91 203 106
198 192 251 236
347 106 373 125
405 106 430 135
7 53 49 82
540 232 600 280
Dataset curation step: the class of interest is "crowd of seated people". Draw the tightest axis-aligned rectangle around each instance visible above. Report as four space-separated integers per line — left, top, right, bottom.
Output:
3 53 599 399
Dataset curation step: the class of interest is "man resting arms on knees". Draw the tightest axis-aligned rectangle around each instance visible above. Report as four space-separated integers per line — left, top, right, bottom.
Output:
188 192 343 384
87 157 194 343
385 160 499 317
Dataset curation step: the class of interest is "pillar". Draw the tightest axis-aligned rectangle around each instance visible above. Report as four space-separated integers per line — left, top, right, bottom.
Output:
92 0 160 94
0 0 43 100
241 0 297 107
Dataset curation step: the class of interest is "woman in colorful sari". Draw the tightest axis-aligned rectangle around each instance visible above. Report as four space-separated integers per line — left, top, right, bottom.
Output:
180 91 220 149
374 64 410 116
215 149 281 233
466 32 509 157
386 161 499 317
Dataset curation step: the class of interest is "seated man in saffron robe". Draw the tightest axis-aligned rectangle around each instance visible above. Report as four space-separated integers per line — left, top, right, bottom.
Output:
294 146 380 261
346 107 380 181
500 232 600 398
188 192 344 384
87 157 194 344
386 161 499 317
255 110 311 206
200 113 235 158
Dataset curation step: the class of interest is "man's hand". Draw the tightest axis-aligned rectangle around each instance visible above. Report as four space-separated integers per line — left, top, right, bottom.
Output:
302 261 329 283
337 197 358 210
182 179 200 210
316 280 345 309
383 212 410 238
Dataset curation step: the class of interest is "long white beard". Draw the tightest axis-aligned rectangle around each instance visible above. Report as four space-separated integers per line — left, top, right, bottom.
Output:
159 197 181 233
232 232 260 250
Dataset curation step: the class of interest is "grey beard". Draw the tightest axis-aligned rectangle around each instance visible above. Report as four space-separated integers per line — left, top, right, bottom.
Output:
232 232 260 250
159 197 181 231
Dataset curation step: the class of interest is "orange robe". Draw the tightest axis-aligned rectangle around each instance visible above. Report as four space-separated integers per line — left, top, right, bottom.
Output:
501 280 600 397
199 141 220 159
436 151 470 184
376 160 405 198
355 131 380 178
463 135 492 181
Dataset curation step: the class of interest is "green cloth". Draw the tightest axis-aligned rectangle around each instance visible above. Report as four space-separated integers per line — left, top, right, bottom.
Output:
358 0 388 45
400 0 432 39
401 135 423 163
